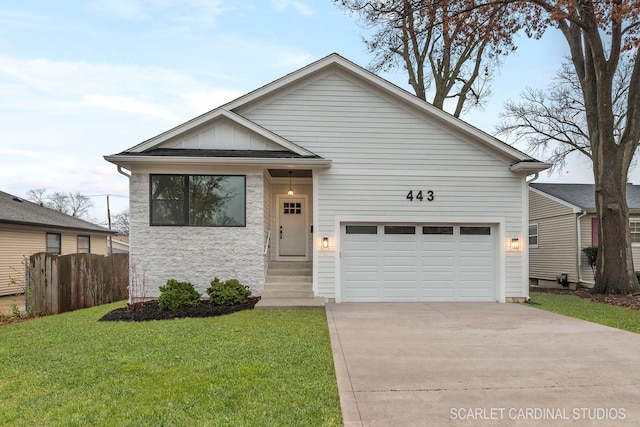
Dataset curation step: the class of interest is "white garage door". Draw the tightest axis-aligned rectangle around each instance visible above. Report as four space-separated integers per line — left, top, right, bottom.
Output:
341 224 496 302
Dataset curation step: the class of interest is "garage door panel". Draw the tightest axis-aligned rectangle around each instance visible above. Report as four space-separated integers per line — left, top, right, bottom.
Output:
341 223 496 302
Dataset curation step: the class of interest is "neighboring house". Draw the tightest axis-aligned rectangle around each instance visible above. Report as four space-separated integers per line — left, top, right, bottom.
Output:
105 54 549 303
529 183 640 287
110 235 130 254
0 190 115 296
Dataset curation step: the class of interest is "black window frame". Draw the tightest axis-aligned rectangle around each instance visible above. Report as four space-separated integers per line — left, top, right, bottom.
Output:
149 174 246 227
46 233 61 254
345 225 378 234
460 226 491 236
384 225 416 235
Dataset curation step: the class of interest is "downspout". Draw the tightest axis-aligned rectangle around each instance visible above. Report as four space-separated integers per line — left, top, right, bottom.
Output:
526 172 540 184
117 165 131 178
115 165 133 304
576 210 594 286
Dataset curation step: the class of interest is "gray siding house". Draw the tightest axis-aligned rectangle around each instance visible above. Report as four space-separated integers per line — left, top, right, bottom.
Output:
529 183 640 287
105 54 549 304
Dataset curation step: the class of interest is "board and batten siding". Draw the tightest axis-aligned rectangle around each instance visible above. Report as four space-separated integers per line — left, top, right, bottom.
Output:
528 190 579 283
128 165 265 298
240 71 528 300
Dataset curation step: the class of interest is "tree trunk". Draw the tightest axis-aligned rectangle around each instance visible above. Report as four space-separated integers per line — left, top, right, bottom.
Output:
592 148 640 294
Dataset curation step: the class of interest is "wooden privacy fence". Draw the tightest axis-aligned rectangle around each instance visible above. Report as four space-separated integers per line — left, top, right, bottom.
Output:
27 253 128 314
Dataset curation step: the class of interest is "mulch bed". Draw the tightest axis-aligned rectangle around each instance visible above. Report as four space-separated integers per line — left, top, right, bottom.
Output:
530 286 640 310
98 297 261 322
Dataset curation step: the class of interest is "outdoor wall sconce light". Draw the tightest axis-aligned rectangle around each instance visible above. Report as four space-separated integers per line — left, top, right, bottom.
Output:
287 170 294 196
510 237 520 251
322 237 329 249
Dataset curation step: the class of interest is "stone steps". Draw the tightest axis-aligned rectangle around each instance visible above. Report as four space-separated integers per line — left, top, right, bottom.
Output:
255 261 323 308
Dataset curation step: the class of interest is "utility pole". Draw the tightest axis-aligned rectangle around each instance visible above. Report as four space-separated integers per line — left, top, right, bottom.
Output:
107 195 113 255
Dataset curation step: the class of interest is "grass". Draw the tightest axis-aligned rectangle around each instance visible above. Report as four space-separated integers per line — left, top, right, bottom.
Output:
529 292 640 334
0 302 342 427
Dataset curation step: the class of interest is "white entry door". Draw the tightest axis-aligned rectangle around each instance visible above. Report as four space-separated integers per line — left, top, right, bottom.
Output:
278 197 307 257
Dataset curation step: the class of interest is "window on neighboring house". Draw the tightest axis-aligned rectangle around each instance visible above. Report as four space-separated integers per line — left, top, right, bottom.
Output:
78 235 90 253
46 233 61 254
630 220 640 244
150 175 246 226
591 218 640 246
529 223 539 248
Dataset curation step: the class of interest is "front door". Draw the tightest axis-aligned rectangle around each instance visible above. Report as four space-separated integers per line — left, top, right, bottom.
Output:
278 197 306 257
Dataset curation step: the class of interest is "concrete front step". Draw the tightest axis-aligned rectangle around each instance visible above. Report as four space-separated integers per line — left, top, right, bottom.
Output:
266 275 312 284
264 283 312 292
268 261 312 270
255 297 325 308
262 289 315 299
267 269 312 277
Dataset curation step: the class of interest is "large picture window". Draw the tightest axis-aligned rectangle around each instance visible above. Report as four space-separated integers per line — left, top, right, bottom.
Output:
150 175 246 226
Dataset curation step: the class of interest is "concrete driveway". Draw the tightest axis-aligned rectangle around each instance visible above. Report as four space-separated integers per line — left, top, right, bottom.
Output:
326 302 640 426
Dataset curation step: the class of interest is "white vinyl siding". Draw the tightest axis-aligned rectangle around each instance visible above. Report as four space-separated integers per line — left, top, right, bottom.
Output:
242 71 526 300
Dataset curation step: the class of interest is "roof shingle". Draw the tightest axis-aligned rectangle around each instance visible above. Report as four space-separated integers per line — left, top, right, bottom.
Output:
0 190 114 234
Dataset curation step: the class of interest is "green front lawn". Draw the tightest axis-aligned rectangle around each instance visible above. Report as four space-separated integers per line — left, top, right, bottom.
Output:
0 303 342 426
529 292 640 334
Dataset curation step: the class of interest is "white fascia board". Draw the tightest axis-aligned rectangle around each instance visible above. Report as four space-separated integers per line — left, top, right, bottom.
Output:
509 161 553 174
125 109 316 157
224 53 542 164
103 155 332 169
529 186 582 213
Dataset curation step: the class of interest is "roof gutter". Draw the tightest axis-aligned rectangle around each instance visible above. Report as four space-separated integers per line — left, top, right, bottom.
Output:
104 155 332 169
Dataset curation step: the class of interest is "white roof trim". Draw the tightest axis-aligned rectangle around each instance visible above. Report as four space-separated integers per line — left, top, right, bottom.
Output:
509 161 553 174
104 155 332 169
223 53 542 164
125 109 316 157
529 186 582 213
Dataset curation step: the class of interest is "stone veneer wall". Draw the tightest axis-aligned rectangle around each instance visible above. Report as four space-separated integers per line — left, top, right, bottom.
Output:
129 171 265 298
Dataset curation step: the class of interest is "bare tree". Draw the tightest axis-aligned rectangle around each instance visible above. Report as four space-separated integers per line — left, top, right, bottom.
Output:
492 0 640 294
334 0 521 117
498 58 633 172
26 188 94 219
112 209 130 236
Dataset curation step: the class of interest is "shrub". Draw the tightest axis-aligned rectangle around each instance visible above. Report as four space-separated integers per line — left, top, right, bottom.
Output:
207 278 251 306
158 279 201 311
582 246 598 275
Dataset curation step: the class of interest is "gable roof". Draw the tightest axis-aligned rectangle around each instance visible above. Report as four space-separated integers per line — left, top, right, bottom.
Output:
0 191 114 234
530 183 640 211
105 53 549 174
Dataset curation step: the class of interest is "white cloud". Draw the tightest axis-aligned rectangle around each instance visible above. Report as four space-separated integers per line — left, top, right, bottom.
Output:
92 0 227 24
0 54 240 121
83 94 179 122
270 0 314 16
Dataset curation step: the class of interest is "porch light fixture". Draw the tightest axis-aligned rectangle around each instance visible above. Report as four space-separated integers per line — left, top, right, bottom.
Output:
287 170 294 196
322 236 329 249
510 237 520 251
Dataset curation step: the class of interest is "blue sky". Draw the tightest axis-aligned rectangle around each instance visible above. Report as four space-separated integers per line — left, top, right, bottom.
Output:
0 1 603 224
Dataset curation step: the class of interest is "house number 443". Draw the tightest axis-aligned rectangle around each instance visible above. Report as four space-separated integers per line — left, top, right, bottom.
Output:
406 190 434 201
